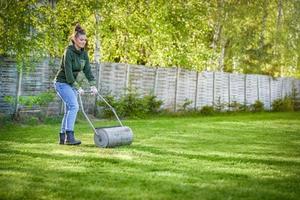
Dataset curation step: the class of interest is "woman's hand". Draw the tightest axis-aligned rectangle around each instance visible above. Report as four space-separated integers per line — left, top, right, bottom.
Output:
78 87 85 95
90 86 98 95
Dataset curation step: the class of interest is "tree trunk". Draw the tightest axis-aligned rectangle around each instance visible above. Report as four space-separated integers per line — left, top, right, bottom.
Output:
208 0 224 71
276 0 283 31
276 0 284 76
218 38 227 71
211 23 221 51
13 68 22 120
260 0 268 49
94 10 101 116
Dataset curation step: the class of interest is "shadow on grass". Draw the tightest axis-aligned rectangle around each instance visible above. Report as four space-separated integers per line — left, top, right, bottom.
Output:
132 145 300 167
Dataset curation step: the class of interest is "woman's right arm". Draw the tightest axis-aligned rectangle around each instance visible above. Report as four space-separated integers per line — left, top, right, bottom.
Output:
63 49 77 87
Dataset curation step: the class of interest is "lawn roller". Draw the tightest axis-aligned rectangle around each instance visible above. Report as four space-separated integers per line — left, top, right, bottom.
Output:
78 91 133 148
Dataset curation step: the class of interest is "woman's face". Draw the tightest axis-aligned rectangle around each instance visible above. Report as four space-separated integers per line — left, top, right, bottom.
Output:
74 34 87 49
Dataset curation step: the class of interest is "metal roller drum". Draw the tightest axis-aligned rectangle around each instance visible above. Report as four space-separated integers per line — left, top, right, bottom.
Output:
94 126 133 148
79 92 134 148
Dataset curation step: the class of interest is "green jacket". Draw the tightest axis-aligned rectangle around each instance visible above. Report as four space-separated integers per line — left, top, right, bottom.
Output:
55 44 96 88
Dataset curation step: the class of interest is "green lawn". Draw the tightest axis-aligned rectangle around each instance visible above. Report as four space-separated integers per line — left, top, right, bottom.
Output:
1 112 300 200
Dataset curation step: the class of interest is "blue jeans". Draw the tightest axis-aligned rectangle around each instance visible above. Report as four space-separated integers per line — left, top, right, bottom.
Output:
54 82 79 133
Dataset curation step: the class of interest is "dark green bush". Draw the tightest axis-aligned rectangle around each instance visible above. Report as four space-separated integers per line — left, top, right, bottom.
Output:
118 92 145 118
4 91 55 108
251 100 264 112
96 94 117 118
228 101 247 112
178 98 193 112
214 97 226 112
200 105 215 115
272 96 294 112
4 91 56 121
97 92 163 119
143 94 163 114
291 85 300 111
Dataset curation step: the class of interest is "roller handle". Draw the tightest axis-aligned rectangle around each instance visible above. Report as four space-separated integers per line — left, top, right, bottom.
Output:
78 94 97 134
95 92 124 127
78 91 124 132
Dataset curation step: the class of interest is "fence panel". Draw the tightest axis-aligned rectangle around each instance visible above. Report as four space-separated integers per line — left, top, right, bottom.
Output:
245 75 258 106
0 60 18 114
1 58 300 115
282 78 294 97
129 65 156 96
176 69 197 109
229 73 245 105
155 68 177 109
214 72 229 108
99 63 127 97
196 72 214 108
270 77 282 104
258 75 271 109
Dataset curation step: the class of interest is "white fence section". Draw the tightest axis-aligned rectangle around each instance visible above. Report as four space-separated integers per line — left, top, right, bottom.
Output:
1 57 300 115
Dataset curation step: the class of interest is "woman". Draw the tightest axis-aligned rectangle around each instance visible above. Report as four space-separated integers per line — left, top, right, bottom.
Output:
54 24 97 145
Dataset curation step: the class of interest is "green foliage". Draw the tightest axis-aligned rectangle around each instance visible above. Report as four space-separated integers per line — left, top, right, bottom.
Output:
291 84 300 111
250 100 265 112
4 91 56 122
4 91 55 108
228 101 247 112
214 97 226 112
272 96 294 112
0 0 45 71
200 105 215 115
97 91 163 119
118 91 145 118
1 1 300 77
143 94 163 114
179 98 193 112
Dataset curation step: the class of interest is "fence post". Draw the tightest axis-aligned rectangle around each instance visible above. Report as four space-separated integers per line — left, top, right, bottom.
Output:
228 73 231 111
125 64 130 94
153 67 158 96
13 68 22 118
94 62 101 116
94 11 102 116
269 76 272 110
194 71 199 109
281 78 284 98
244 74 247 106
212 72 215 106
257 75 260 101
95 63 102 92
174 67 180 112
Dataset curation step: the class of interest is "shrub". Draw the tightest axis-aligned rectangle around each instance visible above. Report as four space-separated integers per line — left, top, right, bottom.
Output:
97 92 163 119
4 91 56 121
251 100 264 112
178 98 193 112
200 105 215 115
96 94 118 119
291 85 300 111
228 101 247 112
214 97 226 112
143 94 163 114
272 96 294 112
4 91 55 108
118 92 145 118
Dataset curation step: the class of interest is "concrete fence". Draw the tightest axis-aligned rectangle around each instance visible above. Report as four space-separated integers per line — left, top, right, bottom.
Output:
0 56 299 116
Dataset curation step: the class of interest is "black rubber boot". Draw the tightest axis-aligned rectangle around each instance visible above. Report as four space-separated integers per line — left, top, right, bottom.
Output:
66 131 81 145
59 132 65 145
